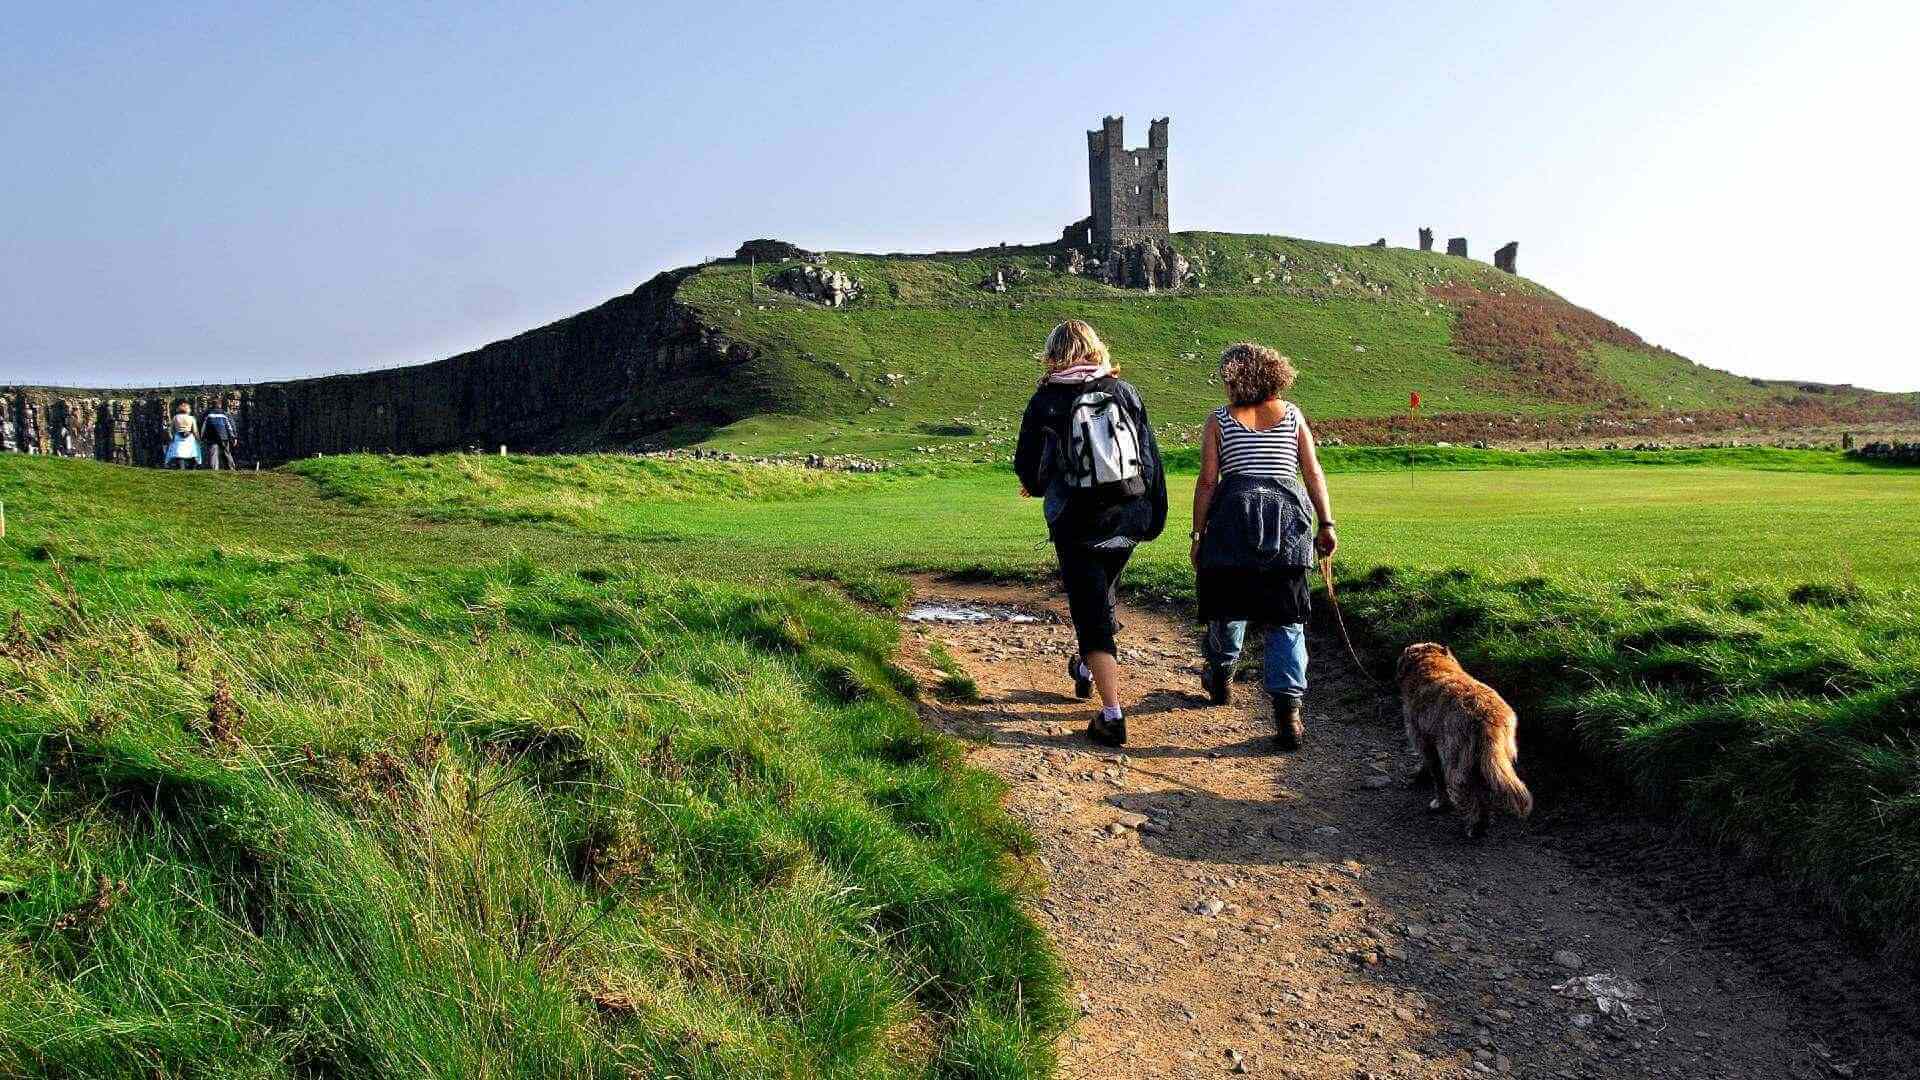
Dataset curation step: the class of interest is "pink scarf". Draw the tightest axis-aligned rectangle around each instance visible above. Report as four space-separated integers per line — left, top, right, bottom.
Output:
1041 360 1114 387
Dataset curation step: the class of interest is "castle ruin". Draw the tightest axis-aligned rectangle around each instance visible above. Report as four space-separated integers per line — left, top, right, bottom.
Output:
1418 227 1434 252
1446 237 1469 258
1051 116 1185 290
1087 116 1169 253
1494 241 1518 274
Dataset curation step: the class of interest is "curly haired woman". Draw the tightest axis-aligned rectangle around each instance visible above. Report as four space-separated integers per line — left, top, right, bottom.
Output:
1189 343 1337 750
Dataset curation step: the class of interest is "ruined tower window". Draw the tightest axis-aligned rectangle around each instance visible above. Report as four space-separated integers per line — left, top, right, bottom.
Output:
1133 155 1139 167
1133 184 1141 195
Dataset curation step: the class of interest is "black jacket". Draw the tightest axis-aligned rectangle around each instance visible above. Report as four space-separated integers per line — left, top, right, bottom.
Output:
1013 376 1169 546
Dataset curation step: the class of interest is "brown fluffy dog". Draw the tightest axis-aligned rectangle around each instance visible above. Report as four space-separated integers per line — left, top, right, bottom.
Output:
1396 643 1533 838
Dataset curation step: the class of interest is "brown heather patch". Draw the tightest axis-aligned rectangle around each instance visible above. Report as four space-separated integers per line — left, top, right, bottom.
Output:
50 875 127 936
1 611 31 663
1430 282 1641 405
1314 396 1920 446
201 673 244 749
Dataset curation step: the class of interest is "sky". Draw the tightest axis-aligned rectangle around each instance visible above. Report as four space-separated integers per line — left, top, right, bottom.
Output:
3 1 1916 391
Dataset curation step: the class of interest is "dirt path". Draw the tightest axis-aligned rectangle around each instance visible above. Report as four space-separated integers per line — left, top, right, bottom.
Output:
900 578 1916 1080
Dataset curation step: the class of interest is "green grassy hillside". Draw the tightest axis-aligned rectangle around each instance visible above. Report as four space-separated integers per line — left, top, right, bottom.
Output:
670 233 1906 457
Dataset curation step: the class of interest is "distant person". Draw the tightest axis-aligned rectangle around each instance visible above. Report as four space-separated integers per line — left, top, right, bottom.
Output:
201 405 237 470
1014 319 1168 747
1189 343 1337 750
165 402 201 470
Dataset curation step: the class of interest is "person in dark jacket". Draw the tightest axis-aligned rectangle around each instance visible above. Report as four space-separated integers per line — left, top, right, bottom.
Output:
200 406 238 470
1190 343 1337 750
1014 319 1168 747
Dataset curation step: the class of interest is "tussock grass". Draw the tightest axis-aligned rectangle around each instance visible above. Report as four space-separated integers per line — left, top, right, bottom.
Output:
927 643 982 704
1335 567 1920 957
0 544 1065 1076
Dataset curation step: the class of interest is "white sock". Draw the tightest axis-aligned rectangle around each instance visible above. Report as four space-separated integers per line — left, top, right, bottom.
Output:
1100 705 1124 723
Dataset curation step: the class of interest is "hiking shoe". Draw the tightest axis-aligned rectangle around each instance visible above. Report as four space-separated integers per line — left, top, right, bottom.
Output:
1087 715 1127 747
1200 663 1232 706
1272 695 1304 751
1068 656 1094 700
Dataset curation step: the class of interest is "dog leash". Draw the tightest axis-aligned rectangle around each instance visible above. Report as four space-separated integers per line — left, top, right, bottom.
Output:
1320 555 1384 687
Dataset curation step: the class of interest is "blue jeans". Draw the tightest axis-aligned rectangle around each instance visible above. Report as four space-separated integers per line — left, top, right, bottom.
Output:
1204 620 1308 698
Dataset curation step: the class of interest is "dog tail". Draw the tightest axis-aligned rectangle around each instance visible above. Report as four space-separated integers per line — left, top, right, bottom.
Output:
1481 728 1534 818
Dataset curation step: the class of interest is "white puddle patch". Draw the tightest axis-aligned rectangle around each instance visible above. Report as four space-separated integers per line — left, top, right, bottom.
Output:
906 602 1042 624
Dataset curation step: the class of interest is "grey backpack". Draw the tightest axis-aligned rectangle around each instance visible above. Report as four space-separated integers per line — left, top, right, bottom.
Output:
1058 384 1146 499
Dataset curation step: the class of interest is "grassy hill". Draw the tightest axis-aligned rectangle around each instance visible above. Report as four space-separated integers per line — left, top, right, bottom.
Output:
664 232 1910 457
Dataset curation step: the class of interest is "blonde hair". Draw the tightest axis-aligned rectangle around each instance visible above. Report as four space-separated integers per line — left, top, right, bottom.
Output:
1218 342 1297 406
1039 319 1113 373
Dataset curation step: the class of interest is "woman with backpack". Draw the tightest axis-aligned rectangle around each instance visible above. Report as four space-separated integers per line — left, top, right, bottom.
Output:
1014 320 1167 747
1190 343 1338 750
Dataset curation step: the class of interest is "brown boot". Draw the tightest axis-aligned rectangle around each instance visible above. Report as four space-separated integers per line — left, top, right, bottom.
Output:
1273 695 1304 751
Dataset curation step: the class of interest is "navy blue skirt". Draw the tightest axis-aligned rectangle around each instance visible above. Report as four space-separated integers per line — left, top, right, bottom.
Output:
1196 474 1315 625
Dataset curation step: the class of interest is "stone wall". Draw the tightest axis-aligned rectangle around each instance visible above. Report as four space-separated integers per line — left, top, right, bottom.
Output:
1086 115 1169 254
0 268 759 466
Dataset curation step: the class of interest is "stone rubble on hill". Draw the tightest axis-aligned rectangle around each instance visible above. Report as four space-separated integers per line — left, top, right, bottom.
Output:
763 264 862 307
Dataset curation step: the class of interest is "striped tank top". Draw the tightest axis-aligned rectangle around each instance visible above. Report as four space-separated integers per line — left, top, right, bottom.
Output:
1215 403 1300 478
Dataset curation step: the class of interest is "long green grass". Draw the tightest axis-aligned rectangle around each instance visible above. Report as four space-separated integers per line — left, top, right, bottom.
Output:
1332 566 1920 956
0 458 1066 1078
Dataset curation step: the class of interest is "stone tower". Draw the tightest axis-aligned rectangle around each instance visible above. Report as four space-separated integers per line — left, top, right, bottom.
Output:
1087 116 1169 255
1494 241 1518 274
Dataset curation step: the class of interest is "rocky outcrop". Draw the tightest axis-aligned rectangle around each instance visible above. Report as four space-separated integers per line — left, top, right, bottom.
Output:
1048 248 1089 276
0 268 769 465
764 265 861 307
1850 441 1920 464
1048 236 1191 291
1107 238 1191 291
734 239 813 262
978 265 1029 293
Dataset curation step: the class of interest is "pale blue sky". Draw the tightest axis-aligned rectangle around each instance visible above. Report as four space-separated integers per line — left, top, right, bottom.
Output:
3 1 1915 390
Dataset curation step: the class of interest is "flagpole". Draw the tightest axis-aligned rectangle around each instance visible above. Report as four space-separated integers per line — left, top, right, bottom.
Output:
1407 391 1420 492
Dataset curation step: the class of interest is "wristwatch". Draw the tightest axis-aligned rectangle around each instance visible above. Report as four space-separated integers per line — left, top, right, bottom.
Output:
1318 520 1337 529
1189 529 1204 541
